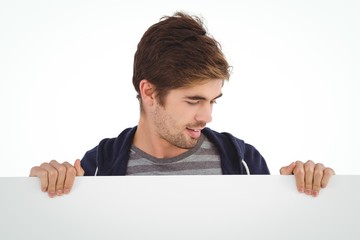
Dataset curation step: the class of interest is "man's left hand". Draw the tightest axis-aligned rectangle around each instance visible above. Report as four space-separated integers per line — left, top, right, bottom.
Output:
280 160 335 197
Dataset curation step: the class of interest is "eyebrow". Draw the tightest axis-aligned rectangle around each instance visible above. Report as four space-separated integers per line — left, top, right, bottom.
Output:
184 93 223 101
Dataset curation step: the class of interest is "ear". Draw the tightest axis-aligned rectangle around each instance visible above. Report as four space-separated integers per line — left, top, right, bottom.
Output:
139 79 156 106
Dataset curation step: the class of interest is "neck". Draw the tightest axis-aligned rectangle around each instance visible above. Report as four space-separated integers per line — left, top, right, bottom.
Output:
133 118 188 159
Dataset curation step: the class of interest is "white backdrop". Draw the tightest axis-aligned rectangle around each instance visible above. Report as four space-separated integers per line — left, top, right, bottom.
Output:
1 0 359 176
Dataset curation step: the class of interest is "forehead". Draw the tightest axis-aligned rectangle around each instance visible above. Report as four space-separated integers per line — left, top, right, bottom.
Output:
170 79 224 97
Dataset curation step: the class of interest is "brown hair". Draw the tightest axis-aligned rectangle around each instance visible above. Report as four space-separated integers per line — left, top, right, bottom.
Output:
132 12 231 106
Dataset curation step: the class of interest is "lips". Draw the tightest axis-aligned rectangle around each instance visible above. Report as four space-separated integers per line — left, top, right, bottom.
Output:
186 127 202 139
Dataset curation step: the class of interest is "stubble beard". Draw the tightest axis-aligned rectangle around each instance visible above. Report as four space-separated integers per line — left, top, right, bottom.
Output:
153 105 200 149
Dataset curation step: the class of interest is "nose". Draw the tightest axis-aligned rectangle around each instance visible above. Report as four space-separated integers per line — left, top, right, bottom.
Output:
195 104 213 124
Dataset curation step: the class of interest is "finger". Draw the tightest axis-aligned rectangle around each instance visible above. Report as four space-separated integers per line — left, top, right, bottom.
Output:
304 160 316 195
312 163 325 197
29 166 49 192
49 160 67 196
74 159 85 176
293 161 305 193
62 162 77 194
279 162 296 175
321 167 335 188
40 163 58 198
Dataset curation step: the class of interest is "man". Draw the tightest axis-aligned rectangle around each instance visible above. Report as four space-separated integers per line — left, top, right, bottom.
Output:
30 12 334 198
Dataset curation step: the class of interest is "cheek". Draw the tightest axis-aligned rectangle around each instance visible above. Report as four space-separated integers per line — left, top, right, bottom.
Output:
172 106 196 122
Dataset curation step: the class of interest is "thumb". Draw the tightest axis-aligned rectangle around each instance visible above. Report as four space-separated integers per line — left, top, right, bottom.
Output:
279 162 296 175
74 159 85 176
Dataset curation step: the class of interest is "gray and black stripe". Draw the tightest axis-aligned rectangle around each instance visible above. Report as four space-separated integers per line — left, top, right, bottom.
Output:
126 134 222 175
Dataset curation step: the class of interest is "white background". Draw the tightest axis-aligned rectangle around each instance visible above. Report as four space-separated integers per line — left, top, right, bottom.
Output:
1 0 359 176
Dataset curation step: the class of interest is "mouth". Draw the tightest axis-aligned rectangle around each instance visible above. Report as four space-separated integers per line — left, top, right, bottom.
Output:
186 127 203 139
186 127 202 132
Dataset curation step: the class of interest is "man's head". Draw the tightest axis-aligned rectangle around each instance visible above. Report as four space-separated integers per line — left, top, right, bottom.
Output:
132 12 230 107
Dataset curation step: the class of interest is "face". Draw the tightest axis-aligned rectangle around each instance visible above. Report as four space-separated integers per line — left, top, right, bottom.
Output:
150 79 223 149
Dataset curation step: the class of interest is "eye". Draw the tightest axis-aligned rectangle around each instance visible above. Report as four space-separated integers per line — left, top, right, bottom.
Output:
186 101 200 105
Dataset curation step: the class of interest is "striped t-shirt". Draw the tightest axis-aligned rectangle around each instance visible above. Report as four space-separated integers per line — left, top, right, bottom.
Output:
126 134 222 175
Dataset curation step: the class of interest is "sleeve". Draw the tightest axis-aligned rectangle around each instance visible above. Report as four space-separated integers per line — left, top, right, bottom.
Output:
80 146 98 176
244 143 270 174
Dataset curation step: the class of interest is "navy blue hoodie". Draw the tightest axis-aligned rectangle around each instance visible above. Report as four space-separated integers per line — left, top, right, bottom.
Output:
80 126 270 175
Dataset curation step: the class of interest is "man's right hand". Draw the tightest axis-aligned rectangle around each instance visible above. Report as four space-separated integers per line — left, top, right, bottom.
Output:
29 159 84 198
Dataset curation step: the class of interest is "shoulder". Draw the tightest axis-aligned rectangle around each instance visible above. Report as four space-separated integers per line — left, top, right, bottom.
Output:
81 126 137 175
202 127 246 163
202 128 270 174
202 128 260 152
202 128 245 148
95 127 137 164
98 127 137 149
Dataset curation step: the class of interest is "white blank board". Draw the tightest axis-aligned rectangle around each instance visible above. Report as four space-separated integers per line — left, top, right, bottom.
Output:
1 175 359 240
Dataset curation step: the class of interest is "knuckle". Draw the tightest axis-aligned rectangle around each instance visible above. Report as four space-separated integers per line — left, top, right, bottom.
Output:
39 170 48 178
315 163 325 169
29 166 40 176
305 160 315 165
40 162 49 168
324 168 334 175
67 167 76 176
305 168 313 175
57 165 66 174
297 181 305 188
293 167 304 176
69 166 76 174
295 160 303 165
50 159 58 164
314 170 323 179
48 169 58 178
321 179 328 188
312 183 321 190
304 162 314 171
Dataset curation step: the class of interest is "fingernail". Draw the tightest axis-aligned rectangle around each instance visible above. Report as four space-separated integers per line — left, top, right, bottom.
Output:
48 192 55 198
64 189 70 194
298 187 304 193
312 191 319 197
57 190 63 196
305 189 312 195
